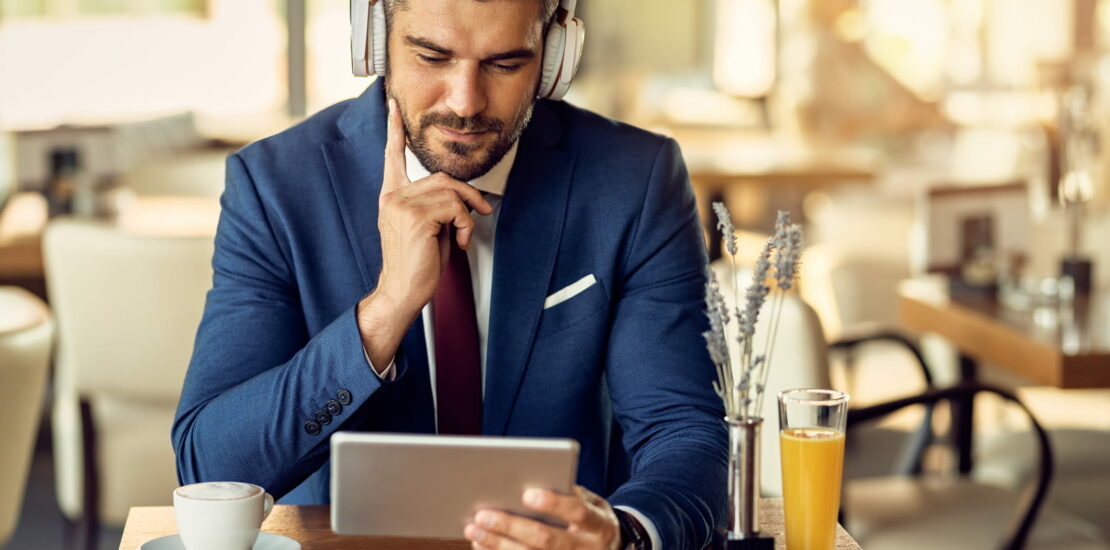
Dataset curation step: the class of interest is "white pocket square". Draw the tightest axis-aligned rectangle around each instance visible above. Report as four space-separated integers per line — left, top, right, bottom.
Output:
544 274 597 309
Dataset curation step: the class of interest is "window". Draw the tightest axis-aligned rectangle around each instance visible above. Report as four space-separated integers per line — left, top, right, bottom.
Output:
713 0 778 98
0 0 285 131
0 0 206 19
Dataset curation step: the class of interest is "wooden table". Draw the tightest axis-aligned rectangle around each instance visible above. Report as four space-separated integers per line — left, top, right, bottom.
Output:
899 276 1110 472
0 193 48 282
119 501 862 549
900 277 1110 388
667 128 877 258
672 129 878 186
0 192 219 295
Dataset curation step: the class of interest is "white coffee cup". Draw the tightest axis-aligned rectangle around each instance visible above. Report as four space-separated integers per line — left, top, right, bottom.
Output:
173 481 274 550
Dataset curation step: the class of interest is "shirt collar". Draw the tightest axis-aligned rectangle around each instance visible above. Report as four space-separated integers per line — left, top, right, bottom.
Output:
404 141 519 197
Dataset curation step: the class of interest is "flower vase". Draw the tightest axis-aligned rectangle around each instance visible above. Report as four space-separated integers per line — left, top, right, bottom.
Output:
724 418 774 550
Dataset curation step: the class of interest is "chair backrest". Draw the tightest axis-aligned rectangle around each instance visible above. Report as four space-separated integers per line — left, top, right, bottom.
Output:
827 256 910 331
0 287 54 545
847 384 1055 550
711 260 831 496
117 150 228 198
43 218 214 403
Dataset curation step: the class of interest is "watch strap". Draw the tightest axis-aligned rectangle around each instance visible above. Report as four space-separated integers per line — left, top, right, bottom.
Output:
614 508 651 550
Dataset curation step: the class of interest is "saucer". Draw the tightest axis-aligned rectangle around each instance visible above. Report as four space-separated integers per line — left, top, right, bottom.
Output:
139 532 301 550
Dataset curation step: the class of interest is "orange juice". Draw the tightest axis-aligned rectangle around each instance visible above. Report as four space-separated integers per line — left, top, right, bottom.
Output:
780 428 846 550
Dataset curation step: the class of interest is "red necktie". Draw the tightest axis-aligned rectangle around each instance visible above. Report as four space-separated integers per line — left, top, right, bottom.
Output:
433 234 483 435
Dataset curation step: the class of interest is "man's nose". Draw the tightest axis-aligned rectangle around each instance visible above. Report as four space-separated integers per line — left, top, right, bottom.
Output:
444 62 488 119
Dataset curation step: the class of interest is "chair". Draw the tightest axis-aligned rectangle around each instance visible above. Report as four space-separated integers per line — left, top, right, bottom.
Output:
803 244 956 481
117 149 228 198
844 384 1108 549
0 286 54 546
830 328 938 479
977 417 1110 540
43 218 214 543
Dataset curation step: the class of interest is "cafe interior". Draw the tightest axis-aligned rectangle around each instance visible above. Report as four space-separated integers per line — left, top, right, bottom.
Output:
2 0 1110 548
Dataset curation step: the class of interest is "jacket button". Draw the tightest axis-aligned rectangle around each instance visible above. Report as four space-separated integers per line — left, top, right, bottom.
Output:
304 420 321 435
337 389 352 406
315 411 332 425
326 400 343 416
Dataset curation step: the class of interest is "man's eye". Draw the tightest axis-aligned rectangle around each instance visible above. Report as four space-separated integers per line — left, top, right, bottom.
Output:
418 54 448 64
492 63 522 73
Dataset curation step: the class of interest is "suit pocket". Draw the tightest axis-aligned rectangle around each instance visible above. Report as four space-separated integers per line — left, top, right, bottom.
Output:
536 276 609 339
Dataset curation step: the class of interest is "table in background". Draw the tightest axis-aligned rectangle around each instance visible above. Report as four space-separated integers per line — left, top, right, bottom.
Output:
667 128 877 258
0 193 48 295
119 501 862 550
899 276 1110 472
0 192 220 298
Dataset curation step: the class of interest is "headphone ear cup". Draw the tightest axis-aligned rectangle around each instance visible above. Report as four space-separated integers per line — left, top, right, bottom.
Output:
548 17 583 100
370 1 388 76
538 21 567 99
350 0 371 77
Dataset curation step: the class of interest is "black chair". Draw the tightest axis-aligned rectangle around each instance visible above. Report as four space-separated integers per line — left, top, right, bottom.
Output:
842 384 1104 550
830 328 936 477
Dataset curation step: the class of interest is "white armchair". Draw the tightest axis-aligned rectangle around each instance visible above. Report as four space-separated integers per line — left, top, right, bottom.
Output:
43 218 213 534
0 287 53 546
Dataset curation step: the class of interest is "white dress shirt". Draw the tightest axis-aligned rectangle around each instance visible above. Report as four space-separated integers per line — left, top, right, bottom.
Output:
364 142 661 549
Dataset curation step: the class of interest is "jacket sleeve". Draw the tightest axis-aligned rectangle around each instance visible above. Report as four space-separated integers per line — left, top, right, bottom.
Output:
604 138 728 549
171 152 403 499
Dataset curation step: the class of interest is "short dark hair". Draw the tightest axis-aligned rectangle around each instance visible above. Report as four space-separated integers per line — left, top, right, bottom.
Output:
384 0 558 31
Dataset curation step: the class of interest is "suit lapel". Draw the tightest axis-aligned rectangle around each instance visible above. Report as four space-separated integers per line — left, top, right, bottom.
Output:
484 101 575 435
322 81 387 292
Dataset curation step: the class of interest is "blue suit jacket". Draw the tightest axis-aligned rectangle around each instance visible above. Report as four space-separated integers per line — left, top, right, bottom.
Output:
173 81 726 548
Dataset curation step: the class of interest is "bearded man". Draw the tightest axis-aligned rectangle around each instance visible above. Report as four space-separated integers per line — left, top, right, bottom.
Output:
173 1 726 548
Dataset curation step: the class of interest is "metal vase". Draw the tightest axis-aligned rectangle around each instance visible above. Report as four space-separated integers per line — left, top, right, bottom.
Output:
727 417 762 540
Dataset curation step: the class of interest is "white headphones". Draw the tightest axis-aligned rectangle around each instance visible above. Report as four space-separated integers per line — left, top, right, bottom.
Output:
350 0 585 101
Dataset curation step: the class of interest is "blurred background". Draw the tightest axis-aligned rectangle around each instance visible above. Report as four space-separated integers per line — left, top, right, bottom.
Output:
2 0 1110 548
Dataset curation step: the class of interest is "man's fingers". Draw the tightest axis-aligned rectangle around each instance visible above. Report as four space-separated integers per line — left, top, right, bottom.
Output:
455 224 474 250
439 199 475 250
575 485 608 508
420 200 474 250
383 97 409 190
523 488 605 532
469 512 562 550
464 522 532 550
409 174 493 215
402 184 489 214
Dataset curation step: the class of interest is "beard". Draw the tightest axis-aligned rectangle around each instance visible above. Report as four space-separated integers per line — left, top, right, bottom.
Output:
386 82 534 182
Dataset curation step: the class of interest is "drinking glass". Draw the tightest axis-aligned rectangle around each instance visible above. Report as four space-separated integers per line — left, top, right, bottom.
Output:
778 388 849 550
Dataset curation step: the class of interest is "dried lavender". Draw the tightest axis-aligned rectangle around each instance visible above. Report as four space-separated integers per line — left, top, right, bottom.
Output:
741 238 773 340
712 201 744 342
772 211 804 291
703 267 736 415
704 206 804 421
713 202 738 257
753 213 804 415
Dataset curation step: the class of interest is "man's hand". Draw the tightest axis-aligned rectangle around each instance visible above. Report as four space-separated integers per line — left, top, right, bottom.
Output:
464 486 621 550
356 98 493 371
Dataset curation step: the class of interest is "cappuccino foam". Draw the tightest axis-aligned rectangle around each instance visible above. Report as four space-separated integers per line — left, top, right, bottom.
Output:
176 482 261 501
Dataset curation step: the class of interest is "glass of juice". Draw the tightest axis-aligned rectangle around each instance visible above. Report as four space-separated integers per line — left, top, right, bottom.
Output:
778 388 849 550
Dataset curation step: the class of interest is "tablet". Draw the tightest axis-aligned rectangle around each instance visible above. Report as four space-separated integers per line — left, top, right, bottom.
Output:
330 432 580 538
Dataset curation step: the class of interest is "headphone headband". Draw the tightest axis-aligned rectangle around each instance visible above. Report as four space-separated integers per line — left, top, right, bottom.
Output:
350 0 584 101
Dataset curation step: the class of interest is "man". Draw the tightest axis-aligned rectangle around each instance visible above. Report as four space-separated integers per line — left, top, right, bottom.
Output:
172 0 726 548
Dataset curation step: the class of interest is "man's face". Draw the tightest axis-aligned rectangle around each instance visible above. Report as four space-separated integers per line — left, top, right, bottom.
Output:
384 0 545 182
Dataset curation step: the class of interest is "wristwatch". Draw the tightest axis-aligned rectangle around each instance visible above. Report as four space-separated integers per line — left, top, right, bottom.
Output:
615 509 651 550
